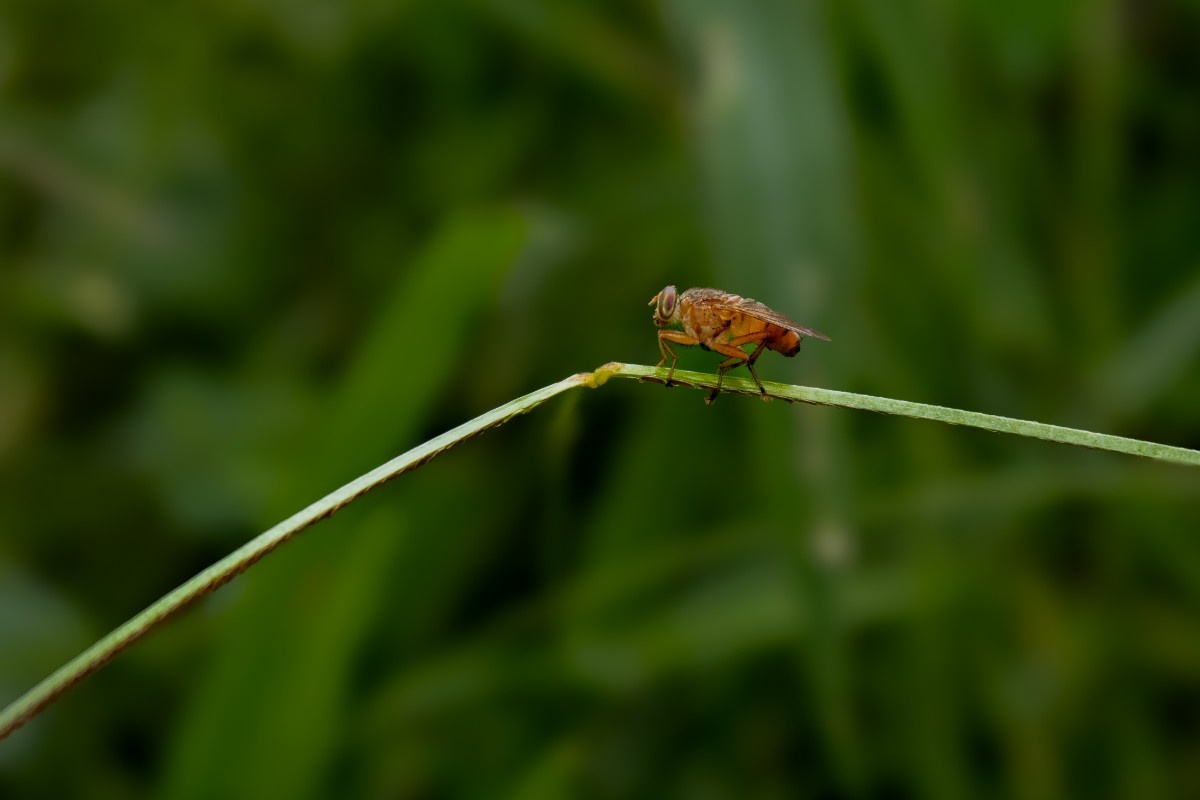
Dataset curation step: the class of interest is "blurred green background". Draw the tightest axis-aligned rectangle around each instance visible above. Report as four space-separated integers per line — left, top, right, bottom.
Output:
2 0 1199 797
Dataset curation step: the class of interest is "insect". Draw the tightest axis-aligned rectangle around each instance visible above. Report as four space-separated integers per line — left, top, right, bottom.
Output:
648 285 829 404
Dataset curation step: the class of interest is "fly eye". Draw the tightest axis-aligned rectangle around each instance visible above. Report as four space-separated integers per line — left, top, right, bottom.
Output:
658 285 677 318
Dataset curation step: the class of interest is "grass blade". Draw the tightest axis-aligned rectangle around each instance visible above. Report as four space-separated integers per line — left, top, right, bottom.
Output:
0 372 593 741
598 363 1200 467
3 361 1193 740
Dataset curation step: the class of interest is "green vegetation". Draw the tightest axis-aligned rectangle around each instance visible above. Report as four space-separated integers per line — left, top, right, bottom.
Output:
1 1 1198 797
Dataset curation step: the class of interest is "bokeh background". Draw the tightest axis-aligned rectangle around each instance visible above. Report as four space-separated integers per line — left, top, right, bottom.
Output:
2 1 1199 797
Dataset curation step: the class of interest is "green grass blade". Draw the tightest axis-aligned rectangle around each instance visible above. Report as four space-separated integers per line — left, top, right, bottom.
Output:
0 372 593 741
159 209 530 800
1092 270 1200 417
599 363 1200 467
3 361 1193 741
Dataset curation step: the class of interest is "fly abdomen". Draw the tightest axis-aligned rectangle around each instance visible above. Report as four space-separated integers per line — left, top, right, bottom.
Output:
768 329 803 356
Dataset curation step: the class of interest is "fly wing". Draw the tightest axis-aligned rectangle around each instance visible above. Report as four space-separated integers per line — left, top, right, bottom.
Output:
741 299 831 341
689 288 830 341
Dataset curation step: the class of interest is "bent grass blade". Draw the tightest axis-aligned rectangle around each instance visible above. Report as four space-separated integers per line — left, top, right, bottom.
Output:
3 362 1196 740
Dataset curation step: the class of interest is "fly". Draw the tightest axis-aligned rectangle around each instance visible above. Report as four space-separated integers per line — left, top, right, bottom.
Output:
648 285 829 404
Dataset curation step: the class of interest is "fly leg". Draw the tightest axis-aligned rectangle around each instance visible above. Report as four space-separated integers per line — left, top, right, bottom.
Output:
704 331 772 403
731 336 771 399
708 349 746 404
655 330 700 387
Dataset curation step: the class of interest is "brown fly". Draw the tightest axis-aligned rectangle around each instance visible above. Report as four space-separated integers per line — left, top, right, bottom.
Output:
648 285 829 404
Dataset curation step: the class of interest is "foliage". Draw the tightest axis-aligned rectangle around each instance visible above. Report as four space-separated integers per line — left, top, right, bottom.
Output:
1 0 1198 797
